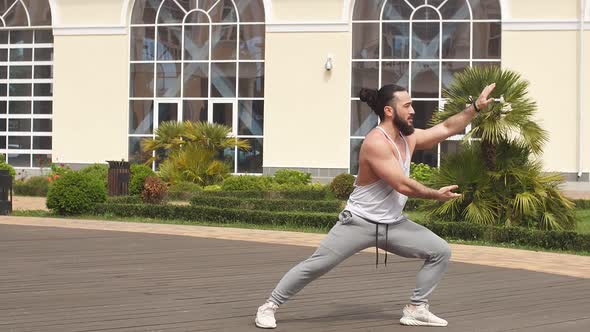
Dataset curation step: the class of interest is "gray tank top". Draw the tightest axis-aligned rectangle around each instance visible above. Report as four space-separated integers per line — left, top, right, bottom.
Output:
345 126 411 224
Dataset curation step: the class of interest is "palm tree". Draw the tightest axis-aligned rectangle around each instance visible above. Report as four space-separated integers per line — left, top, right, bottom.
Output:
428 66 575 230
142 121 250 186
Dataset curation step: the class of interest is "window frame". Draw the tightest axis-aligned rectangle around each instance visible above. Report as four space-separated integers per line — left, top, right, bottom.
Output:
0 0 53 169
349 0 501 173
129 0 265 174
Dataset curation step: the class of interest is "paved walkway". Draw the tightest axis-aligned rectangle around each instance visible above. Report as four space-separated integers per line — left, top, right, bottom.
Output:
2 216 589 279
12 196 48 211
1 222 589 331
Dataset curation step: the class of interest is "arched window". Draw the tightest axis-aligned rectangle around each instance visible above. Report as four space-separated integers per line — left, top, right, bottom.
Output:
0 0 53 168
129 0 265 173
350 0 501 173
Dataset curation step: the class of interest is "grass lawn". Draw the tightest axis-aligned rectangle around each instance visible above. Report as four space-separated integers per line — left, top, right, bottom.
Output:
576 209 590 234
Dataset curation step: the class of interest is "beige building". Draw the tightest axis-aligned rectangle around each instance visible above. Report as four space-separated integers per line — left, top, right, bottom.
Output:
1 0 589 183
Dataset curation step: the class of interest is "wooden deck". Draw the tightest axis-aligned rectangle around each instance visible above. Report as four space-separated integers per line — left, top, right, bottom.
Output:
1 224 589 332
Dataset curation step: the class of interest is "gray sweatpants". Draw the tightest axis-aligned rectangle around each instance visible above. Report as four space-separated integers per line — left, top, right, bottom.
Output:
269 211 451 306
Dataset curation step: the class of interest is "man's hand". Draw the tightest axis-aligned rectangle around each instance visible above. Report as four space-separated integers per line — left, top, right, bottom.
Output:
436 185 462 202
475 83 496 111
414 83 497 150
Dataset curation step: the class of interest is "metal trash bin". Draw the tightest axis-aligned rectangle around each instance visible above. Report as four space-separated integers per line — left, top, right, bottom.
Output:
0 169 13 215
107 161 130 196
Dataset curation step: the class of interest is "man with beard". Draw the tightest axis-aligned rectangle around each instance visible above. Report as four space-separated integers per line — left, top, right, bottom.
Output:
255 83 496 328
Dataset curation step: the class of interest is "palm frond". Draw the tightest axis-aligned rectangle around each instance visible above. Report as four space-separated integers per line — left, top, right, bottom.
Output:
512 192 541 217
539 212 562 231
463 199 498 225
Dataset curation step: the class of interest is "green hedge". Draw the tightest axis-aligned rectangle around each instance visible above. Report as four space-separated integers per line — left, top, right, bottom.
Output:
167 191 196 201
94 203 590 252
193 189 332 201
167 182 202 201
107 196 142 204
94 203 337 229
423 221 590 252
574 199 590 209
190 196 343 213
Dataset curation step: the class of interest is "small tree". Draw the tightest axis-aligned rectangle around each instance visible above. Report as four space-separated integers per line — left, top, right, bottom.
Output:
142 121 250 186
429 66 575 230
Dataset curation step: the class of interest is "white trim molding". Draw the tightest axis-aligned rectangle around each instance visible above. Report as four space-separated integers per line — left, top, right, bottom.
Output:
263 0 272 23
266 22 349 33
53 25 127 36
47 0 59 26
502 19 590 31
345 0 510 22
121 0 272 26
121 0 132 26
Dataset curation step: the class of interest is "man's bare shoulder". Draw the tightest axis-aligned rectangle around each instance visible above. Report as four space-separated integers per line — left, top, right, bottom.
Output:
361 130 393 159
362 130 383 149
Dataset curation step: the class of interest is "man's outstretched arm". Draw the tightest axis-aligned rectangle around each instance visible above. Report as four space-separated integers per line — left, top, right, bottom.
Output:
414 83 496 150
364 138 461 202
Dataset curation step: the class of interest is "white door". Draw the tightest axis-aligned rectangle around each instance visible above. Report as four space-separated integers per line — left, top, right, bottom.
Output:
209 99 237 171
155 101 180 128
208 99 237 134
153 101 181 168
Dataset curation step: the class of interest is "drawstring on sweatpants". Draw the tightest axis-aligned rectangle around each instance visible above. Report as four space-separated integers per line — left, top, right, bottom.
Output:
374 223 389 268
345 211 405 268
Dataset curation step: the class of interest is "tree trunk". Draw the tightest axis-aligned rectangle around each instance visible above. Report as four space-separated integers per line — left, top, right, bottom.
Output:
482 140 496 171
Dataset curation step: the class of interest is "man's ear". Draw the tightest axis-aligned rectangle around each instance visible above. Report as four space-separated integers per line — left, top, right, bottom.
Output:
384 105 394 118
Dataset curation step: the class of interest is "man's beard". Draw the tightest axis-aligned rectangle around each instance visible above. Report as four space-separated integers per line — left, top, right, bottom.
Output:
393 109 415 136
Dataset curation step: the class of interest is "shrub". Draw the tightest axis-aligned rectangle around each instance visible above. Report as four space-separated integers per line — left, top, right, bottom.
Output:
143 121 248 185
410 162 436 184
330 173 355 200
169 181 202 193
195 188 331 201
221 175 275 191
129 164 155 195
50 163 72 176
46 171 107 215
574 200 590 209
279 187 329 200
95 203 337 230
168 181 202 201
190 196 343 213
14 176 50 196
141 176 168 204
430 67 575 231
273 169 312 186
204 184 222 191
79 163 108 188
0 154 15 178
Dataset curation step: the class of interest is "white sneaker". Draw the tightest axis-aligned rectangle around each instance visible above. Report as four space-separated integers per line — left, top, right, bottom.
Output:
255 301 279 329
400 304 448 327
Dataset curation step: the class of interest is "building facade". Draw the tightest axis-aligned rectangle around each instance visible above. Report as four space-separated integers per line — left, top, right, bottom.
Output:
1 0 589 183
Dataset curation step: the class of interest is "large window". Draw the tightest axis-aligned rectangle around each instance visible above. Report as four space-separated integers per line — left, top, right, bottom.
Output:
350 0 500 173
0 0 53 168
129 0 265 173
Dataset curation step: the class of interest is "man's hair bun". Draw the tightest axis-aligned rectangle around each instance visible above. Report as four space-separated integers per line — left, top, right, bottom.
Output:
359 88 378 110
